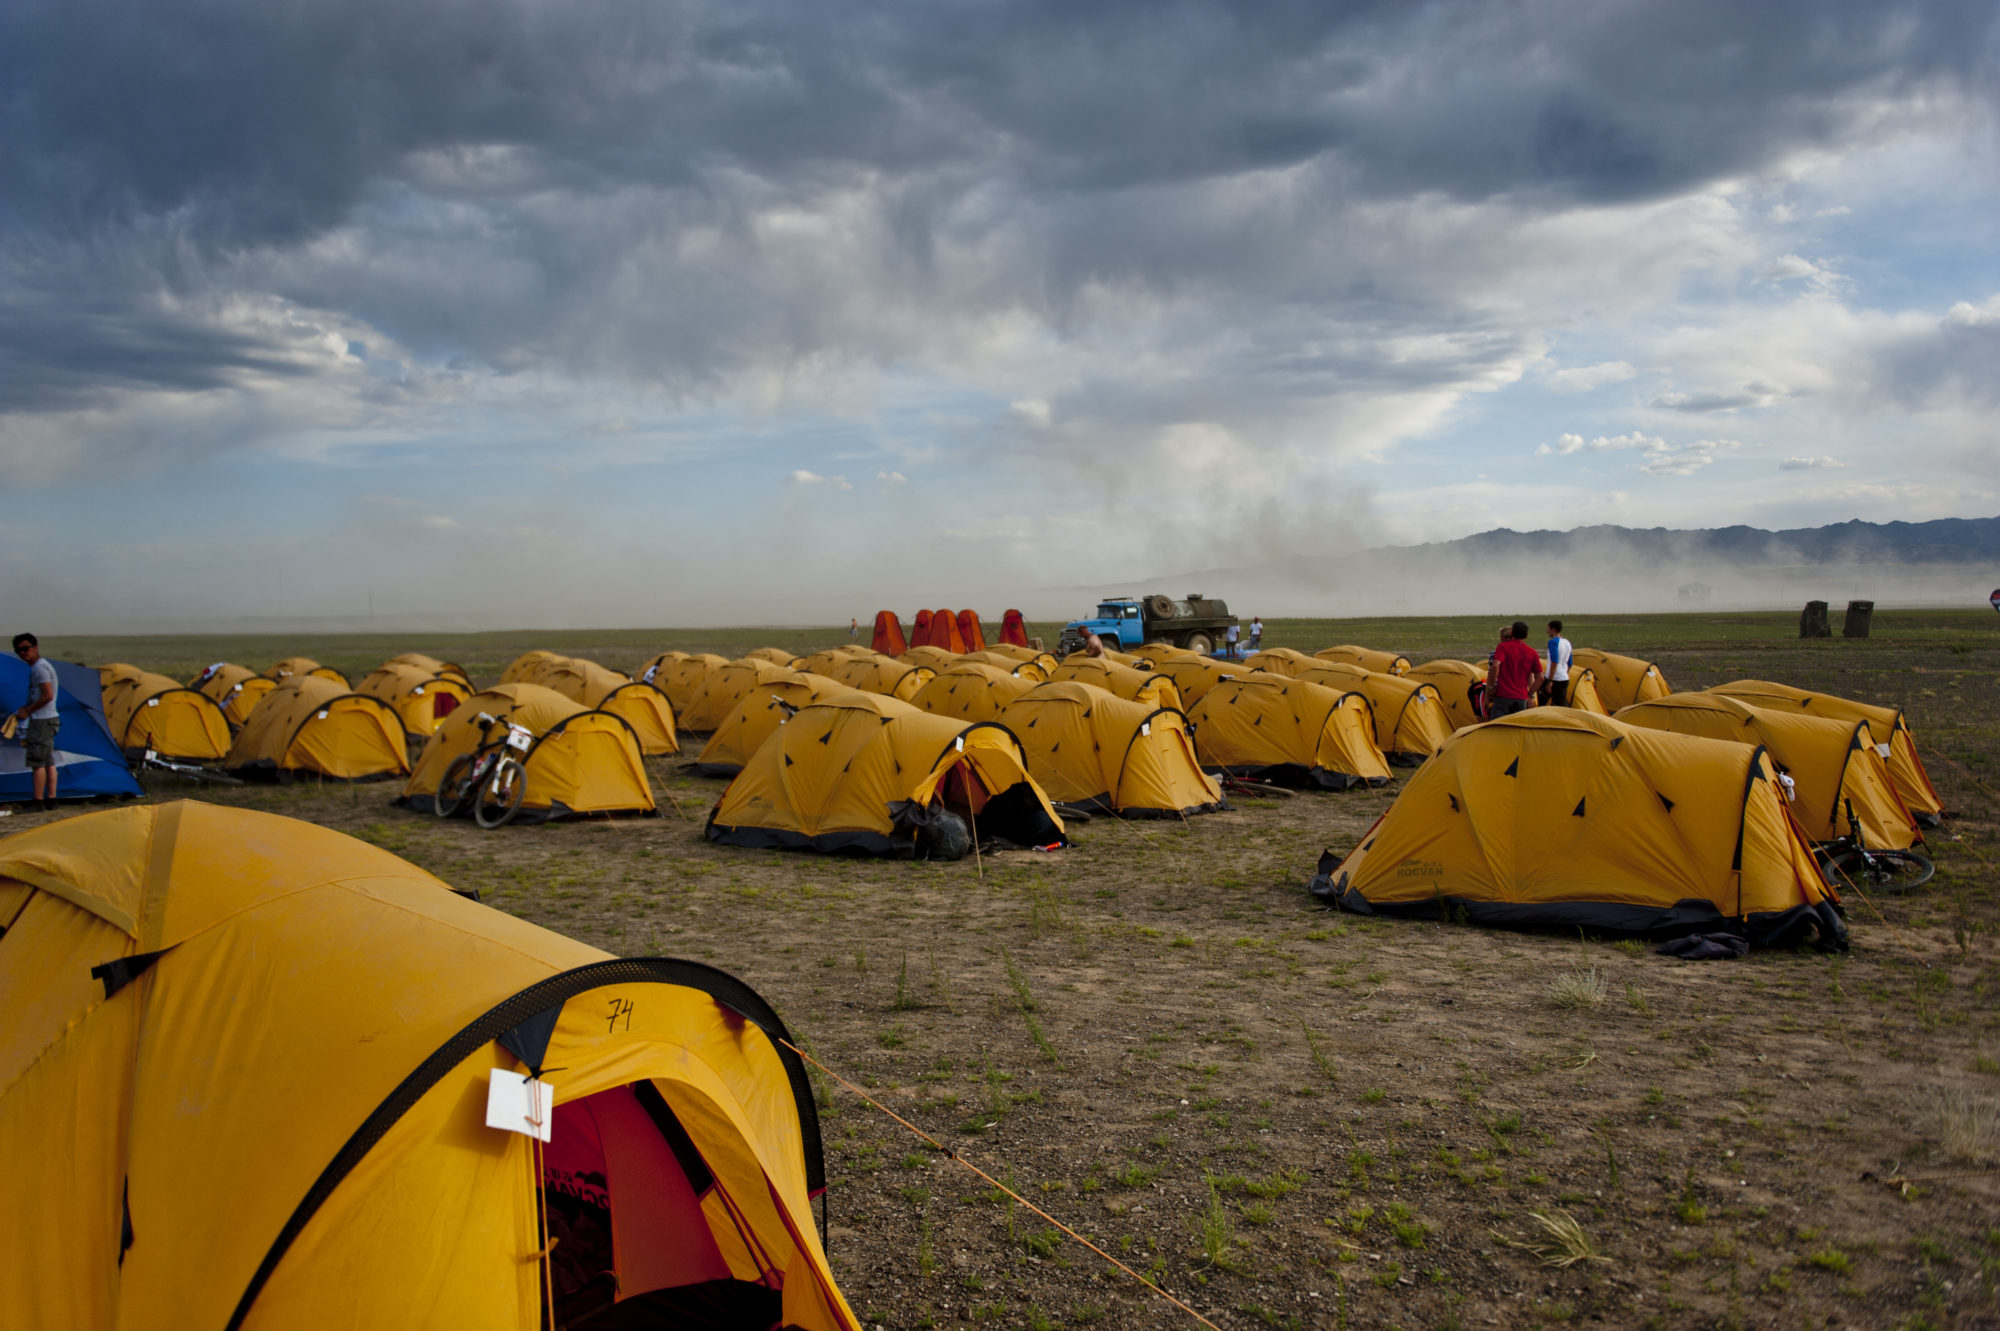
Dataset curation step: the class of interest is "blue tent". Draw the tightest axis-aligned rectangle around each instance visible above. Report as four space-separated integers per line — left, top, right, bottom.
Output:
0 657 143 804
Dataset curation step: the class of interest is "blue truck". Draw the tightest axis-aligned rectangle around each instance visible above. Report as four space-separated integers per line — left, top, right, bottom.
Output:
1057 593 1238 657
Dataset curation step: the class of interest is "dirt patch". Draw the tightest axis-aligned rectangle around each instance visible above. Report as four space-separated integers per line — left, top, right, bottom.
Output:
20 612 2000 1329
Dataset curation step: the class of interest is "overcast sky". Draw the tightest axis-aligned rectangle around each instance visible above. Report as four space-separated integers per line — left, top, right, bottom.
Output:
4 0 1996 628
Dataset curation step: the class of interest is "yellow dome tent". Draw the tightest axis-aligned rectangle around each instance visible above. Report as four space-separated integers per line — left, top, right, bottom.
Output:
1147 654 1248 707
1615 694 1919 849
222 675 409 781
1706 680 1944 826
692 673 859 777
402 684 654 820
98 665 233 761
1314 645 1411 675
1566 668 1610 715
1568 649 1669 710
1187 675 1391 789
646 653 730 716
1242 647 1322 676
910 662 1040 723
979 643 1060 674
792 646 878 677
383 652 471 684
356 661 473 740
997 682 1224 818
708 693 1066 856
187 663 279 728
900 645 964 672
498 650 561 685
1403 660 1488 731
264 656 348 686
743 647 801 666
958 650 1049 681
1047 657 1182 711
1308 710 1847 950
0 801 856 1331
524 655 680 756
817 653 935 704
680 659 799 733
1293 662 1451 765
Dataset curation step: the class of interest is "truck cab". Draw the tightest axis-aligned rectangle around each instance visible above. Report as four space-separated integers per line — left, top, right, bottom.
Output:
1058 593 1236 657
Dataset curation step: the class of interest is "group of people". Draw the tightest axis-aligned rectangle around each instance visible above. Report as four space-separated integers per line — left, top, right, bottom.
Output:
1486 618 1573 717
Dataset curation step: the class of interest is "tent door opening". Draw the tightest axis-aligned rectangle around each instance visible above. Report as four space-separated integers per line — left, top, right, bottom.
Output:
539 1082 779 1329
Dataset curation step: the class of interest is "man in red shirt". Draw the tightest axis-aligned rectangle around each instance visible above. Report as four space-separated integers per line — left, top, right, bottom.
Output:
1487 620 1543 717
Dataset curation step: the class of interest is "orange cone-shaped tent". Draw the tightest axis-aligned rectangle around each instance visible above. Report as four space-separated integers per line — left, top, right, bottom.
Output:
1308 710 1847 950
1000 609 1029 648
871 610 909 656
99 665 233 760
911 610 935 648
0 801 857 1331
1706 680 1943 826
956 609 987 652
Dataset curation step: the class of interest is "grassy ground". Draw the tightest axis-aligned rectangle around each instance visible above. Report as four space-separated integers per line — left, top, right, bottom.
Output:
18 610 2000 1329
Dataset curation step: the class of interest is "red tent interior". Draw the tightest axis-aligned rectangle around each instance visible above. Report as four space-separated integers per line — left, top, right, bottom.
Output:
540 1083 783 1326
1000 609 1028 647
871 610 908 656
956 609 987 652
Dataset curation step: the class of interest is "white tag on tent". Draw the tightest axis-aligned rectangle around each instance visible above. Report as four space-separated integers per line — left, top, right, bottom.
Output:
955 736 965 751
1140 722 1151 736
1877 742 1891 758
145 698 159 707
486 1068 553 1141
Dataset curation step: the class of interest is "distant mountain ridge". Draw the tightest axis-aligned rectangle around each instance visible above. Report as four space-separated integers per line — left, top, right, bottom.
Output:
1382 517 2000 567
1130 516 2000 616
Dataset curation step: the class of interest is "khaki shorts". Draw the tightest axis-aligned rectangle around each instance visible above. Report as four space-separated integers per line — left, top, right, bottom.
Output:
24 717 59 768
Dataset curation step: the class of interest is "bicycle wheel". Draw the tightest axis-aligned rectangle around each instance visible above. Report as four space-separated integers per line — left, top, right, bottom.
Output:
475 756 528 829
435 753 478 818
1825 847 1936 894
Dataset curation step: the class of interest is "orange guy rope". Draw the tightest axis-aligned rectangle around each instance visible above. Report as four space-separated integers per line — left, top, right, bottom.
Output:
778 1037 1223 1331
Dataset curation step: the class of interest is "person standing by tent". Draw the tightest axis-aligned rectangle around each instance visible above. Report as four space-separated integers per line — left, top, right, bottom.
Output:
11 633 60 808
1544 619 1573 707
1487 621 1543 718
1247 617 1264 652
1224 620 1241 660
849 617 859 642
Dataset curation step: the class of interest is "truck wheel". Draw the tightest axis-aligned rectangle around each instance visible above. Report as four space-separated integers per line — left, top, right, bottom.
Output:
1145 594 1178 620
1182 632 1213 656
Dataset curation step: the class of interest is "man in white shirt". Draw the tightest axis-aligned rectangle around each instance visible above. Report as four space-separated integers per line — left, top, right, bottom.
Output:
12 633 60 808
1224 621 1241 660
1544 619 1573 707
1247 617 1263 652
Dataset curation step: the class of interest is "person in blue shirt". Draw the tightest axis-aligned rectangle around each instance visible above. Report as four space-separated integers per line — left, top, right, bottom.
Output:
1545 619 1573 708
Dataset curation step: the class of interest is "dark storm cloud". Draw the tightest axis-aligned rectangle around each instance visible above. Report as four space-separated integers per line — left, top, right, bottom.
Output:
1 0 1994 435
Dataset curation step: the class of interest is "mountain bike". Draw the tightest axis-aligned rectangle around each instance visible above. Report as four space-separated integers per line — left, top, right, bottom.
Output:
1815 837 1935 894
434 713 534 829
136 750 244 786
